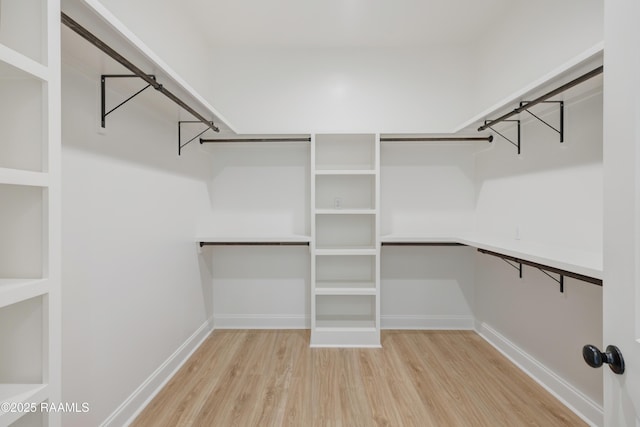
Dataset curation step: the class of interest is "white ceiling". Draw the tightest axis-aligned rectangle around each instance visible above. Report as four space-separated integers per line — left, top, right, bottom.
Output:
181 0 515 48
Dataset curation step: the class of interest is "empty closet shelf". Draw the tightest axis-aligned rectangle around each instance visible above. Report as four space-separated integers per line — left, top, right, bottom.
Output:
380 233 602 284
198 235 311 246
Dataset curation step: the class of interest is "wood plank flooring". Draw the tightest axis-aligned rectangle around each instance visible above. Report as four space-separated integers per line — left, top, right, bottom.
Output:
132 330 586 426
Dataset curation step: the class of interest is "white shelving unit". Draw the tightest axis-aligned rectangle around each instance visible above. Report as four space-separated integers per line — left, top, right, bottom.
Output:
0 0 61 425
311 134 380 347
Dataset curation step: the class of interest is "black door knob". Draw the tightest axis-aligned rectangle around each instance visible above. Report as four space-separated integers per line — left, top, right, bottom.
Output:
582 344 625 375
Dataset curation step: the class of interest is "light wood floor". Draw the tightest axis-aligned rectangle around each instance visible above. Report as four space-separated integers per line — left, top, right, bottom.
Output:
132 330 585 426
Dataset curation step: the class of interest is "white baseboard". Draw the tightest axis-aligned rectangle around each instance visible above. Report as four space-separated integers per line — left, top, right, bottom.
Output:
475 321 603 427
381 314 474 330
100 319 214 427
214 314 309 329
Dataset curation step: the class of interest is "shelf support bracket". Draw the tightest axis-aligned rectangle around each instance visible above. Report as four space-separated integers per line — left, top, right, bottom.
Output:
484 119 521 154
538 269 565 293
101 74 156 128
519 101 564 143
500 257 523 278
178 121 217 156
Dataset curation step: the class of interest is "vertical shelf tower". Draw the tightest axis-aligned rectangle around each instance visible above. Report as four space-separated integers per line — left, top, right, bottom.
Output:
0 0 61 425
311 134 381 347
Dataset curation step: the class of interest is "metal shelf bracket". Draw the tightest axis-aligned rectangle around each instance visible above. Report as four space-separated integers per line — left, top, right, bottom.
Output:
477 248 601 292
538 268 565 293
483 119 521 154
178 121 217 156
101 74 156 128
519 101 564 143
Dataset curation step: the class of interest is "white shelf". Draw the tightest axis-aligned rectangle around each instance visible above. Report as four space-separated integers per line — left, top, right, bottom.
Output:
198 235 311 244
381 234 462 244
0 168 49 187
315 281 376 295
315 315 376 330
0 383 48 426
315 169 376 176
458 232 603 280
315 247 377 256
0 44 49 81
315 209 376 215
0 279 49 309
381 233 602 280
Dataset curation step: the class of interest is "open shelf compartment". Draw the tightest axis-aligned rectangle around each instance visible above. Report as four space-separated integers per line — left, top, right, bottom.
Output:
0 62 46 172
315 214 375 250
315 295 376 330
315 134 376 171
315 174 375 211
315 255 376 294
0 296 44 385
0 0 47 66
0 184 43 280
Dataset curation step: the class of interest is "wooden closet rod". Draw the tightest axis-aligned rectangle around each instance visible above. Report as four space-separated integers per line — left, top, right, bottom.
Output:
478 65 603 132
61 12 219 133
380 136 493 142
201 137 311 143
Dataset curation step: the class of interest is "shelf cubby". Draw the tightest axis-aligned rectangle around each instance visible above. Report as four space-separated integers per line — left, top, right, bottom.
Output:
316 255 375 282
0 184 43 279
0 63 46 172
0 296 44 384
0 0 46 65
316 295 376 329
315 214 375 250
315 134 376 171
315 174 375 210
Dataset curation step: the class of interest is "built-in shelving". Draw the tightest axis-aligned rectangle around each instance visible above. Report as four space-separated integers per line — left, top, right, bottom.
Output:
0 0 60 424
311 134 380 347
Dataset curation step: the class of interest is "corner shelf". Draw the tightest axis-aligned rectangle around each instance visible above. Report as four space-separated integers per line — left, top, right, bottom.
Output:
381 233 602 286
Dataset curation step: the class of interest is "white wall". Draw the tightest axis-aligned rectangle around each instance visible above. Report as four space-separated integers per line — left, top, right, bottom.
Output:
85 1 603 134
61 32 215 425
381 246 475 329
199 143 310 328
84 0 215 117
473 78 604 417
199 143 309 237
201 46 474 134
468 0 603 120
380 143 478 328
381 143 478 236
211 246 310 328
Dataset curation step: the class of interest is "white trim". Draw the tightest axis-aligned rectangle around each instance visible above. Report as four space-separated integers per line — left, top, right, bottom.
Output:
381 315 474 330
100 319 213 427
214 314 310 329
475 321 603 427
